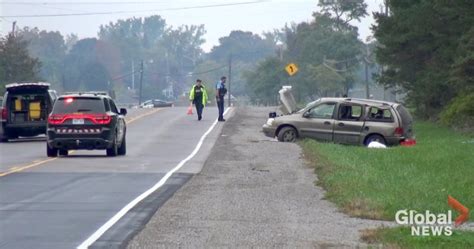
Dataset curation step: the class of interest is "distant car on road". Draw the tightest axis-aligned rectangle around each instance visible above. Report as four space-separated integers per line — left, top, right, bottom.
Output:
0 82 57 142
140 99 173 108
46 92 127 157
262 88 415 146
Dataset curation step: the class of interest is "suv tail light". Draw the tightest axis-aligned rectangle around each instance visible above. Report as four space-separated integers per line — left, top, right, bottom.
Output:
1 107 7 121
394 127 404 137
94 114 111 125
48 114 65 125
48 114 111 125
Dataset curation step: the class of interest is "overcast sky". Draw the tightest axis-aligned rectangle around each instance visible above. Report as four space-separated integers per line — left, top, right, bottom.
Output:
0 0 384 51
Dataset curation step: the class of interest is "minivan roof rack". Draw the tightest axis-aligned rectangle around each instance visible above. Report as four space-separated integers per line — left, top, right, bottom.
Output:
6 82 51 89
343 97 393 106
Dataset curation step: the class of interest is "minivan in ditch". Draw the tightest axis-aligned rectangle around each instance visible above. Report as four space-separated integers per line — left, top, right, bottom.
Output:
262 87 415 146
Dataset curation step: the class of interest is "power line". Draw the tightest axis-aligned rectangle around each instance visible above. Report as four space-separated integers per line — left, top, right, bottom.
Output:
147 65 227 78
2 1 177 5
191 65 227 76
0 1 269 18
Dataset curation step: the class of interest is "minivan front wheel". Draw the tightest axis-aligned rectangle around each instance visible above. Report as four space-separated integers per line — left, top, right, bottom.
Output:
365 134 386 146
278 127 297 142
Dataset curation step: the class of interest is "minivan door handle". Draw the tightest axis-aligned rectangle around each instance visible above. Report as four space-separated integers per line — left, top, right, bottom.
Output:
338 122 345 127
364 126 369 131
324 121 331 125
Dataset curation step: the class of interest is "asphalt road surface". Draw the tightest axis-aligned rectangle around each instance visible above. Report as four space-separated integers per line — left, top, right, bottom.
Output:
0 107 230 249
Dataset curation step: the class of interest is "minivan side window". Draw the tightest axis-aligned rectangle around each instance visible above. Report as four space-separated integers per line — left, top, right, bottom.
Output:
338 104 363 121
308 103 336 119
367 106 394 122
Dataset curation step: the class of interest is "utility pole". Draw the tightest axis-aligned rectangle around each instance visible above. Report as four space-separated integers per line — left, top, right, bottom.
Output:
138 60 144 105
131 60 135 90
364 45 370 99
11 21 16 36
228 54 232 107
365 58 370 99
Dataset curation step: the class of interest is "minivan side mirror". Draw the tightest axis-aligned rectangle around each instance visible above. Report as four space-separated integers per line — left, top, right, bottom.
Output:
303 111 311 118
119 108 127 116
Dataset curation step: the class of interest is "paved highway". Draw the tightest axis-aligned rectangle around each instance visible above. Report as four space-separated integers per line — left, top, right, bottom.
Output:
0 107 230 249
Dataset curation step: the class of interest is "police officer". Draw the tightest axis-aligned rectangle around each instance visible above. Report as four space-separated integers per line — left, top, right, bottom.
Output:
215 76 227 122
189 79 208 121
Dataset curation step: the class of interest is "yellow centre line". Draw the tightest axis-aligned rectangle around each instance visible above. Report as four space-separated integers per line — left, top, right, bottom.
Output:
0 158 58 177
0 108 162 178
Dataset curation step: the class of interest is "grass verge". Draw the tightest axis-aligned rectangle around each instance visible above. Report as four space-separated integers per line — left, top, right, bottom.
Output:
301 121 474 220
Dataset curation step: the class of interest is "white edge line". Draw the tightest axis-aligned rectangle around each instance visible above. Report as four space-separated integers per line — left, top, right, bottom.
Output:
77 107 232 249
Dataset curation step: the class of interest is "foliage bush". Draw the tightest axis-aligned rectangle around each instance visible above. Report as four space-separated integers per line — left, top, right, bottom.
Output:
440 93 474 131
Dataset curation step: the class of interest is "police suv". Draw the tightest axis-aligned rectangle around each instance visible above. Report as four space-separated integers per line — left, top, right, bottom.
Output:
46 92 127 157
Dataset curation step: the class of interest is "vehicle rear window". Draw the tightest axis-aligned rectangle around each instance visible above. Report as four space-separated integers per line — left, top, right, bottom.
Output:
52 97 105 114
396 105 413 126
367 106 394 122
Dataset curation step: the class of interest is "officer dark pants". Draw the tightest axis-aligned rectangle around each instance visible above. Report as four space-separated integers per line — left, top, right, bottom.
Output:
194 100 204 120
217 96 224 120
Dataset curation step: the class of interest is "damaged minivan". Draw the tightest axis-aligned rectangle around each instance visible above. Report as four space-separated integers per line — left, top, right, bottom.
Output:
262 87 415 146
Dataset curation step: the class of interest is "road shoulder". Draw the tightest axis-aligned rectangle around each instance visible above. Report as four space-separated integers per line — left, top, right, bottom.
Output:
128 107 390 248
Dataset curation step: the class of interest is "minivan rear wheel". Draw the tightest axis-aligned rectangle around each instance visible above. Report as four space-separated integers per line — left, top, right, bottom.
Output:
278 127 297 142
365 134 386 146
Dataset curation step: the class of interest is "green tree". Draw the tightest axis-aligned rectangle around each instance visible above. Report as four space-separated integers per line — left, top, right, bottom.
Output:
0 34 41 90
373 0 474 118
209 30 275 63
62 38 109 91
99 16 206 99
318 0 368 32
244 57 286 105
208 30 277 97
17 27 67 89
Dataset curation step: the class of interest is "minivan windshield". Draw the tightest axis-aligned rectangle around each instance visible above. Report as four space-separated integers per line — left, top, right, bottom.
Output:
298 99 321 113
52 97 105 114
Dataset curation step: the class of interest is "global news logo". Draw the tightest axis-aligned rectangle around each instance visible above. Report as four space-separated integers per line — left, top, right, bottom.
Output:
395 195 469 236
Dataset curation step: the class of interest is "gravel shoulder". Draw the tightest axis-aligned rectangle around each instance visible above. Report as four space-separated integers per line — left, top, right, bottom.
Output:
128 107 391 248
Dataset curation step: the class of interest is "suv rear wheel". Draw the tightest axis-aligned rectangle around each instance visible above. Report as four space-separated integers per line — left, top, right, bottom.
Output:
118 135 126 156
47 144 58 157
106 136 118 157
59 149 69 156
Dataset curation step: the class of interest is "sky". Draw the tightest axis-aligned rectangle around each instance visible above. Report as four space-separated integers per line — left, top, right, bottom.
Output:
0 0 384 52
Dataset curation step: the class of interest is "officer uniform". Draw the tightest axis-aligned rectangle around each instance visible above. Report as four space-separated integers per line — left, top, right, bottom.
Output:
189 81 208 121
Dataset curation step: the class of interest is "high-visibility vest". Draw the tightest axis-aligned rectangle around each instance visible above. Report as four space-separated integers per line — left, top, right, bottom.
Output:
189 84 208 106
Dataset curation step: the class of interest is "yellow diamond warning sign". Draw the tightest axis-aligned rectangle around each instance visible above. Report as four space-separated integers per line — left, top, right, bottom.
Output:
285 63 298 76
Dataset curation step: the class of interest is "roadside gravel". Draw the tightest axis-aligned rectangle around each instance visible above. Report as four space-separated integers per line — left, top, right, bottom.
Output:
128 107 392 248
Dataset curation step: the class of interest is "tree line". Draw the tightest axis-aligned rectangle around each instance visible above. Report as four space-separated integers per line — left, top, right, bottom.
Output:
0 16 277 104
1 0 472 128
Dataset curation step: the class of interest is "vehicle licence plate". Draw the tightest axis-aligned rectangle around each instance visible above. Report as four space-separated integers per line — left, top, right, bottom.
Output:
72 119 84 125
